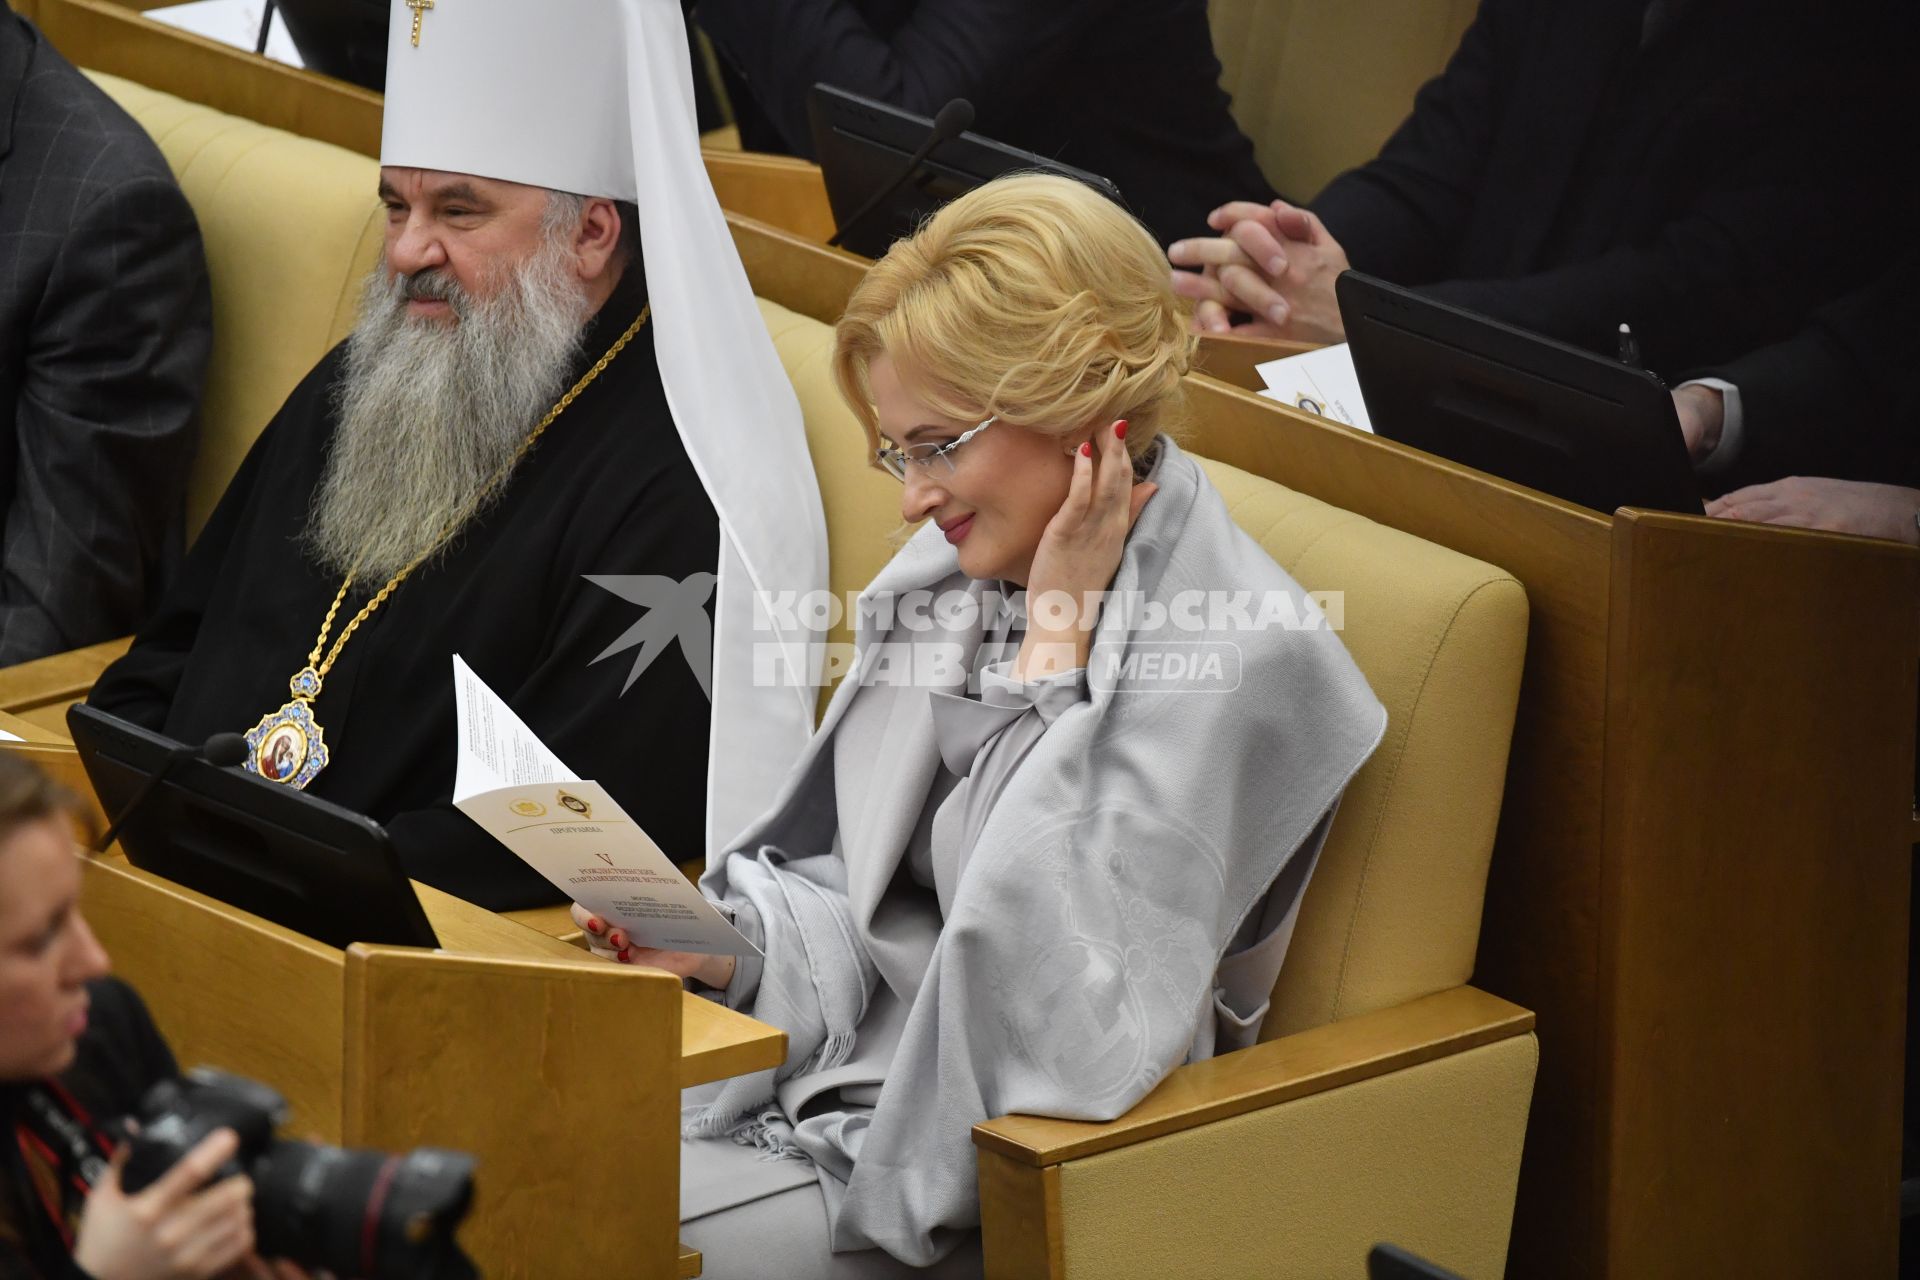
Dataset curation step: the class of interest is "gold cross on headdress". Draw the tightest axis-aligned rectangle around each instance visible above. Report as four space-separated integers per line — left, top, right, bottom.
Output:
407 0 434 46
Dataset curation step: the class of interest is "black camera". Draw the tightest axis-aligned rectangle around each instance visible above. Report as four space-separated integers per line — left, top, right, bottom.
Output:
121 1069 479 1280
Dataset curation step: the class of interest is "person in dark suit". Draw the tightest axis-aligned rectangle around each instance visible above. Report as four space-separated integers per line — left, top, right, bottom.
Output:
689 0 1275 247
1169 0 1905 374
1677 254 1918 495
0 5 211 666
1689 255 1918 541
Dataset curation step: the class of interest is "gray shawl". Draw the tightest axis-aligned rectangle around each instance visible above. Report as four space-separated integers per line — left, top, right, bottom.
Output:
690 439 1386 1264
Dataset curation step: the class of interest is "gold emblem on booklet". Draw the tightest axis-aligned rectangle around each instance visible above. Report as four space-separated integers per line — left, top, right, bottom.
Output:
556 788 592 819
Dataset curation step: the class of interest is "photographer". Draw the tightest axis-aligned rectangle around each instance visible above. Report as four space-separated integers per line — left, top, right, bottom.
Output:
0 753 299 1280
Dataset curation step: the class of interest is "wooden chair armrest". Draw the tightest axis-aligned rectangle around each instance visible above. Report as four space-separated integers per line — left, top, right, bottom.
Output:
0 635 132 715
972 985 1532 1167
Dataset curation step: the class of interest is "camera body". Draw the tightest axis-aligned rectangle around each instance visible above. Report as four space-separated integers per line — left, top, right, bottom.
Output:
122 1069 479 1280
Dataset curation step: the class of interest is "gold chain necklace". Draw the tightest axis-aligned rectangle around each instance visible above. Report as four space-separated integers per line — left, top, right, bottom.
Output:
242 304 651 788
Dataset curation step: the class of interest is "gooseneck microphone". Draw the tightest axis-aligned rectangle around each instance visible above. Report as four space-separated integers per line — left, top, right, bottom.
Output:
92 732 250 854
826 97 975 250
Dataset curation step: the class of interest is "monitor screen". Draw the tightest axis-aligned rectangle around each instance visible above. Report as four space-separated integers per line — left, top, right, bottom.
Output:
68 705 438 950
806 83 1125 259
1339 272 1704 517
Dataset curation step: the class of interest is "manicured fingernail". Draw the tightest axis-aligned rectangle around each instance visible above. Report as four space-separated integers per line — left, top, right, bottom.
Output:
585 916 604 934
1080 442 1093 457
1114 421 1128 440
616 947 632 963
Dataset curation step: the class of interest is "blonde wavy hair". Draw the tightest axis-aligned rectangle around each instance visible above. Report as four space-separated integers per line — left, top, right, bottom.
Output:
832 173 1194 467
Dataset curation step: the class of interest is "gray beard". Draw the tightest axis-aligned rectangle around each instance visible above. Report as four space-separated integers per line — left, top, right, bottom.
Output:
303 237 592 582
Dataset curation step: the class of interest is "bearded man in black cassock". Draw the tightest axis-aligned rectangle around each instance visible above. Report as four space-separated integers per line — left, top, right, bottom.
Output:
88 178 721 910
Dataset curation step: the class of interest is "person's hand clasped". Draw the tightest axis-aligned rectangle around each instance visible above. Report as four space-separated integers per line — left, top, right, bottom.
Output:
1016 420 1157 682
570 902 735 991
1168 200 1350 342
1705 477 1920 545
72 1128 257 1280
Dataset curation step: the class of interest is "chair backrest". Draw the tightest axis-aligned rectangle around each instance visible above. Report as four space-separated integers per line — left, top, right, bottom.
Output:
1208 0 1478 201
756 297 1529 1035
84 72 382 538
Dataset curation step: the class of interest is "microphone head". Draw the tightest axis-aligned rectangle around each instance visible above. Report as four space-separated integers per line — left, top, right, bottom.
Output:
201 733 251 768
932 98 975 140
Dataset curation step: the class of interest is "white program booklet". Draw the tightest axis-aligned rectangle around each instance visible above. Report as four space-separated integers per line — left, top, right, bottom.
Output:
1254 342 1375 433
449 656 758 957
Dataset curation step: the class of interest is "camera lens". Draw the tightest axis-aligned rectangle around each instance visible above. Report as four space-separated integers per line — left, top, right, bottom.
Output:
253 1141 478 1279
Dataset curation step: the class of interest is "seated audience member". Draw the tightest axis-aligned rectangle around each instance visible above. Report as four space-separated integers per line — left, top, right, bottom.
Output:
1677 256 1919 545
691 0 1274 246
89 0 828 910
1168 0 1904 372
1677 255 1917 483
0 754 299 1280
0 4 210 666
573 175 1387 1276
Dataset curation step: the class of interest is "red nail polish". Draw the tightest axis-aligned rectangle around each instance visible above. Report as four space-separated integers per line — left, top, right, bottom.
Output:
616 947 632 963
1080 442 1092 457
1114 421 1129 440
586 917 604 934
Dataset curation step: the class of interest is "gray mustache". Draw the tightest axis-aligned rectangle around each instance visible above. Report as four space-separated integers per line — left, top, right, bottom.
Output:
399 269 464 307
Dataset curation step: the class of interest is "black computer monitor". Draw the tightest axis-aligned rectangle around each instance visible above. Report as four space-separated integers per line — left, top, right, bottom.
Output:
68 705 438 950
806 84 1125 259
273 0 389 92
1338 272 1704 516
1368 1244 1466 1280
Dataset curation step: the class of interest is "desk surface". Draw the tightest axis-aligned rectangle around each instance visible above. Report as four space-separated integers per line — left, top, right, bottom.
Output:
0 707 66 743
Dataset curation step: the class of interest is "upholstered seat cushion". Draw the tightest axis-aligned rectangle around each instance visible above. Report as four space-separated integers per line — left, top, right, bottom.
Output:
86 71 382 536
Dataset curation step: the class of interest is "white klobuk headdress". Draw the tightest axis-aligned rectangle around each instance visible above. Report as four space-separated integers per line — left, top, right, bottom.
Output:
382 0 829 858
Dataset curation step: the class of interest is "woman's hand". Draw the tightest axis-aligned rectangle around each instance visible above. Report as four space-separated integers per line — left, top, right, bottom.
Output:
1016 420 1157 681
73 1128 257 1280
569 903 735 991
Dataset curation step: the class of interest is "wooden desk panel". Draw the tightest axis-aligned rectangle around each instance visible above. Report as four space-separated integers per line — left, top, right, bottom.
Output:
1598 514 1919 1278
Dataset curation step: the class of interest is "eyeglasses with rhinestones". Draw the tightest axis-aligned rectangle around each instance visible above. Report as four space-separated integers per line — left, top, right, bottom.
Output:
874 416 997 483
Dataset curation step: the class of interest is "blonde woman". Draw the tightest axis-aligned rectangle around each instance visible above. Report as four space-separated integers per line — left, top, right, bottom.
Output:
574 174 1386 1276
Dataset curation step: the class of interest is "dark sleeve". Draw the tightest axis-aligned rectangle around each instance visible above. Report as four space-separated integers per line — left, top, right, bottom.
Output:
0 170 211 665
1414 128 1860 370
1308 0 1515 280
693 0 1111 155
385 476 723 910
85 417 278 731
1699 256 1920 490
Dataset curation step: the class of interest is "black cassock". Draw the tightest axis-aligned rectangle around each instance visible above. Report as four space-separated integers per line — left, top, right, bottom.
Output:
89 278 719 909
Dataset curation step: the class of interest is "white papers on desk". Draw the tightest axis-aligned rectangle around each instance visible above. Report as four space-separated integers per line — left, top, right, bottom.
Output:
1254 343 1374 433
145 1 304 68
450 656 759 957
0 728 22 743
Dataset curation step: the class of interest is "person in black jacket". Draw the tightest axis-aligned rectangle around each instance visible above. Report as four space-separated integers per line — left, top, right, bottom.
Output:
0 5 211 666
0 754 277 1280
1691 256 1919 541
1168 0 1906 374
690 0 1274 247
